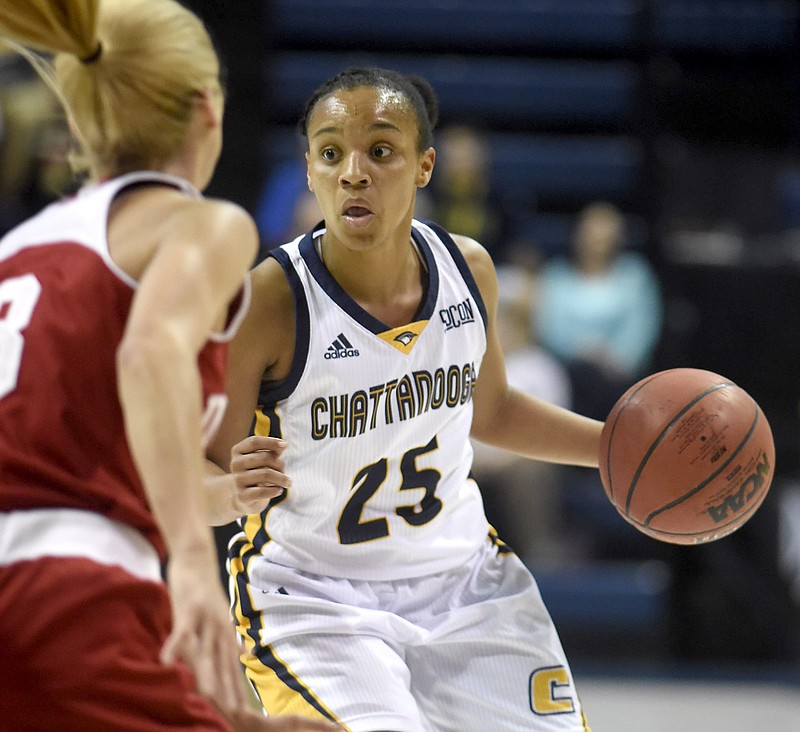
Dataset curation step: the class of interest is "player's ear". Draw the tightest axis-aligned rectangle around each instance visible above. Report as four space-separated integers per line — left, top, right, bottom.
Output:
416 147 435 188
305 151 314 192
195 86 223 129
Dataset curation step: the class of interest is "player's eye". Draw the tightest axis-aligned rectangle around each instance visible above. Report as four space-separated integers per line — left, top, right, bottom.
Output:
371 145 392 159
320 147 338 161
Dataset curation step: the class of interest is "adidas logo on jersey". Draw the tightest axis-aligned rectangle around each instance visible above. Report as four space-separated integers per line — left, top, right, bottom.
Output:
324 333 360 360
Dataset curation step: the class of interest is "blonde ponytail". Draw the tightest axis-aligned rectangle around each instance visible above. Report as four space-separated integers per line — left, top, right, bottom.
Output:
0 0 220 180
0 0 100 61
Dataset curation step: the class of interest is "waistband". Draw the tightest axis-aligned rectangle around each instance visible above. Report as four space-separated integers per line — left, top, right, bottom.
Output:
0 508 162 582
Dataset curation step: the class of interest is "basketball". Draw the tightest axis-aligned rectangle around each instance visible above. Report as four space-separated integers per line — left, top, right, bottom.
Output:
598 368 775 545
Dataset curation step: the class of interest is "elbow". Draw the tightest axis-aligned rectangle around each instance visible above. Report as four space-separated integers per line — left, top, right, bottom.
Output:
116 327 190 388
470 415 493 445
117 333 166 377
470 392 509 446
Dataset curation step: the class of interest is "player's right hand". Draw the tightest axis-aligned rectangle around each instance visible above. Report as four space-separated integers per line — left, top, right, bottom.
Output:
229 435 291 514
160 548 252 715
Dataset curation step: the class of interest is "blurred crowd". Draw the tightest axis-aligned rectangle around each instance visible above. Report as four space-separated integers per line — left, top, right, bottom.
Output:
0 50 75 237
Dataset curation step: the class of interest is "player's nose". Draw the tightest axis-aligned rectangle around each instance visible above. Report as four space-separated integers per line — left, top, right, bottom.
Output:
339 151 371 187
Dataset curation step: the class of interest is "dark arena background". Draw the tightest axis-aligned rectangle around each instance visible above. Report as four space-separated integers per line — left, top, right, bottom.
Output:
124 0 800 727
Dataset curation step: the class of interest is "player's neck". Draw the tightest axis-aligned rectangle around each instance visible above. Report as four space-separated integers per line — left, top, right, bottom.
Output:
320 233 426 324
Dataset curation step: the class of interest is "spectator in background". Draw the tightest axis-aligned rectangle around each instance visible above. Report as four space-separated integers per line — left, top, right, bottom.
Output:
0 49 73 235
536 201 663 421
428 123 508 259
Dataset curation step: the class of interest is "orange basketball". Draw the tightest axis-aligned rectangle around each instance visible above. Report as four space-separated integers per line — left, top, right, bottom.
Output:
598 368 775 545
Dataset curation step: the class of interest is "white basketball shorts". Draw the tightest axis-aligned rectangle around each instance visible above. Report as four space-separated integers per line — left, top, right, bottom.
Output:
230 538 592 732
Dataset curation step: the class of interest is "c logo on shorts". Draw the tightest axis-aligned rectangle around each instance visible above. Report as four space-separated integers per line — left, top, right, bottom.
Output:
529 665 576 716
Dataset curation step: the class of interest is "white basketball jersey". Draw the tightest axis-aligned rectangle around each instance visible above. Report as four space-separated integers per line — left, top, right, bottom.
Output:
237 220 492 581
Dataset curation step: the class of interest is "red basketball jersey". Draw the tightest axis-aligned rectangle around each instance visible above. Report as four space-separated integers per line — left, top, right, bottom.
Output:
0 172 249 560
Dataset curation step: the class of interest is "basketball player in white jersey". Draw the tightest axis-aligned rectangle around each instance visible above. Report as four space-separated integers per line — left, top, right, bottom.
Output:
207 67 603 731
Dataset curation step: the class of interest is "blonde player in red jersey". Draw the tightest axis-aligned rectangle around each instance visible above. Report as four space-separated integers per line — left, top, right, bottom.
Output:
0 1 337 731
207 67 602 731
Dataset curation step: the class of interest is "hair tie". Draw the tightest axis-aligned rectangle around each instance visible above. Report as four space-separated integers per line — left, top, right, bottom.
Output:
80 43 103 65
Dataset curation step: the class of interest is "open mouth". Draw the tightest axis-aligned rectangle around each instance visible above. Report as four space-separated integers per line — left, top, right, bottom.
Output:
341 204 374 227
343 205 372 218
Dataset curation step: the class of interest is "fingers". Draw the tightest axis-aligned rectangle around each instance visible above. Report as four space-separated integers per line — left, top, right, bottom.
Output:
159 625 180 665
161 589 250 713
231 458 290 492
232 435 287 457
211 624 250 713
231 439 290 487
162 618 245 713
194 616 222 702
231 454 290 487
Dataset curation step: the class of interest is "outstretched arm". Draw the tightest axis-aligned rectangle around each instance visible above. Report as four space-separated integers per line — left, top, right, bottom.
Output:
457 234 604 468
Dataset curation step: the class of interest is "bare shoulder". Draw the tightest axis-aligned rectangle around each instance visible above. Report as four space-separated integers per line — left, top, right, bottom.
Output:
119 188 257 242
236 254 296 382
249 255 294 320
108 188 257 284
172 197 258 251
450 232 498 307
167 197 259 290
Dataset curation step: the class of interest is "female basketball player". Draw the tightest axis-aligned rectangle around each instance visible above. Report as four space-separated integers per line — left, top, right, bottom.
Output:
207 67 603 731
0 2 336 730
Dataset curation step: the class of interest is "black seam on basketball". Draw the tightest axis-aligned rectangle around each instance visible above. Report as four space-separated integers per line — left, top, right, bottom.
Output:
641 403 759 527
603 371 666 502
621 481 768 540
623 381 734 515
